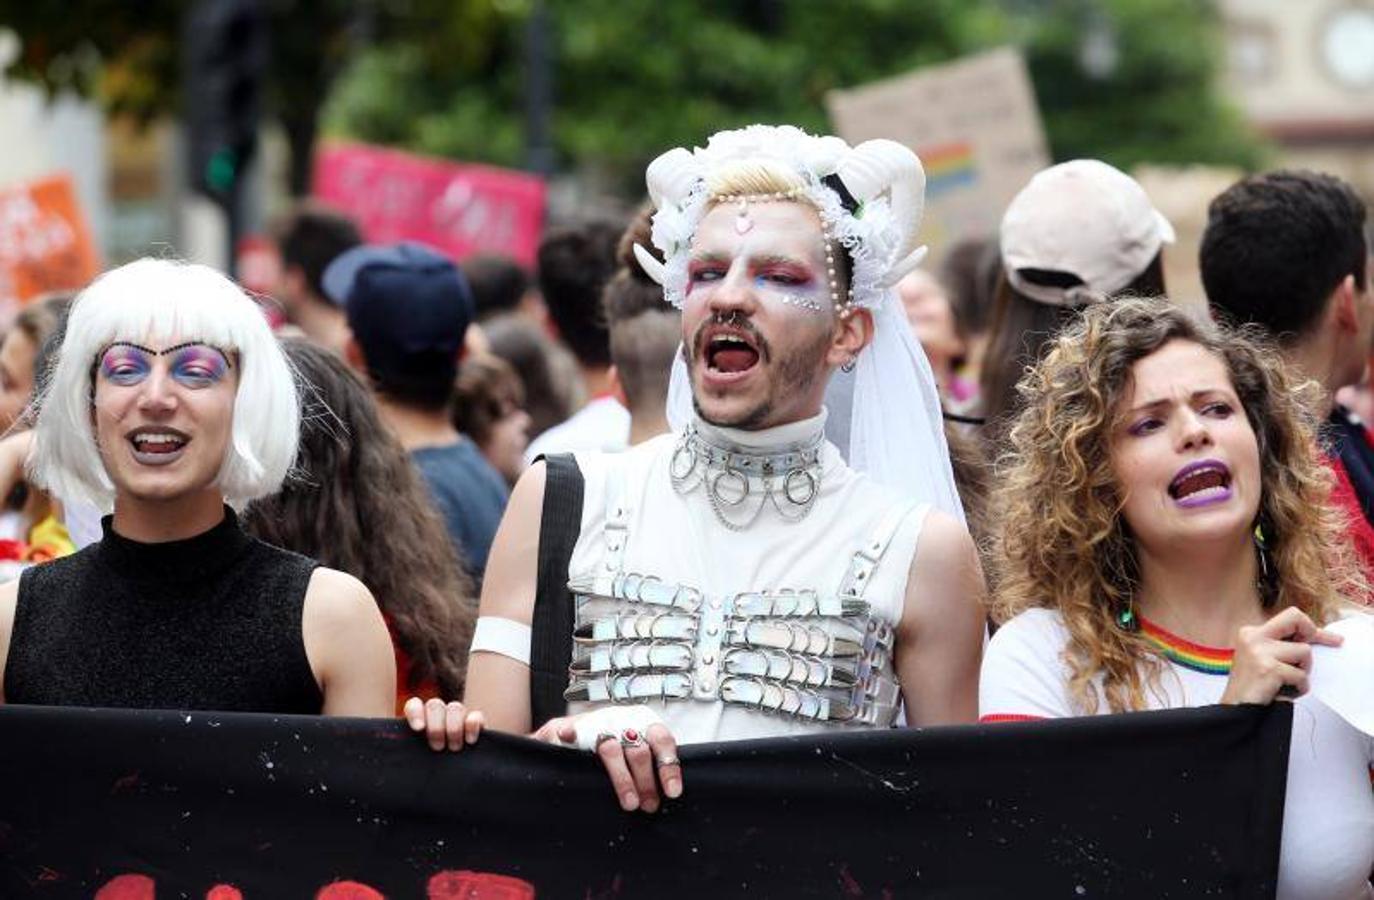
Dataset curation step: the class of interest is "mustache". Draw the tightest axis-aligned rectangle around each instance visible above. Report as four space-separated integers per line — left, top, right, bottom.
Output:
690 311 770 360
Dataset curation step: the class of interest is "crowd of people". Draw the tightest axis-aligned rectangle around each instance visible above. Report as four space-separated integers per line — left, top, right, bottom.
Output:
1 121 1372 897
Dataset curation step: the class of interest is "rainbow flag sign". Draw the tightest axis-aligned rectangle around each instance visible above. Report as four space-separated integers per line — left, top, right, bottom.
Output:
920 142 979 198
826 48 1051 260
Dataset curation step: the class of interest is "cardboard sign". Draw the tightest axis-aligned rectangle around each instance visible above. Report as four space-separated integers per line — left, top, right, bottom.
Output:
312 143 546 267
826 47 1051 262
0 704 1288 897
0 174 101 308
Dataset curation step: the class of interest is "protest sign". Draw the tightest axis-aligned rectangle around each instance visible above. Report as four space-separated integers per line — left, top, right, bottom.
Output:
313 143 546 267
827 47 1051 262
0 174 100 309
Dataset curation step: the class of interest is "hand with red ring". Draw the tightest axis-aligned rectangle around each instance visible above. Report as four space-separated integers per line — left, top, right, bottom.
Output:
533 710 683 813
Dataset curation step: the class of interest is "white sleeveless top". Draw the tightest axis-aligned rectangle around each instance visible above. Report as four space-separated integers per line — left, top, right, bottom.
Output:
566 413 928 745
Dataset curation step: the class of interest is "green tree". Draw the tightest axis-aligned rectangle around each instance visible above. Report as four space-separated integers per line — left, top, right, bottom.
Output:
4 0 363 195
1011 0 1267 170
324 0 1265 191
319 0 526 171
5 0 1266 198
323 0 1004 191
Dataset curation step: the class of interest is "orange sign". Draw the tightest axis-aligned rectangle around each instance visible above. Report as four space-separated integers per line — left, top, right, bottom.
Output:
0 174 101 308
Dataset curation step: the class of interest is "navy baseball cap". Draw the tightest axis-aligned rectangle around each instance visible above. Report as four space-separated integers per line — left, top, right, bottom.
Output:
323 242 474 389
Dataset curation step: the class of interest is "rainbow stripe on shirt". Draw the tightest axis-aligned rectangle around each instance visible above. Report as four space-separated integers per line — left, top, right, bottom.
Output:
1139 617 1233 676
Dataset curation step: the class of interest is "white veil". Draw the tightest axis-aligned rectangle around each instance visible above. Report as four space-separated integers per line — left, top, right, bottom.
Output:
646 125 965 524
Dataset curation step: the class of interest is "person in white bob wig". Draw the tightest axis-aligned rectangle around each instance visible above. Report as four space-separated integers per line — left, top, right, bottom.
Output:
35 258 299 512
0 258 397 717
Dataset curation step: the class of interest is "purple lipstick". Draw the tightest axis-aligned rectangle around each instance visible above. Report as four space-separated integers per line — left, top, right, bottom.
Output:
1168 458 1232 509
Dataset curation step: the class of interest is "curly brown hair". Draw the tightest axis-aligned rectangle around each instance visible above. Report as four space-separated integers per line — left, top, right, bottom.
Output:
990 296 1362 713
244 339 476 698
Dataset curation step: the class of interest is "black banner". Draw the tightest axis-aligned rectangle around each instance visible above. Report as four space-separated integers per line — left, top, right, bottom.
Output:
0 704 1289 898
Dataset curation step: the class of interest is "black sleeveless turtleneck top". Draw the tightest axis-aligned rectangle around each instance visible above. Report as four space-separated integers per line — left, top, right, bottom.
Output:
4 507 324 713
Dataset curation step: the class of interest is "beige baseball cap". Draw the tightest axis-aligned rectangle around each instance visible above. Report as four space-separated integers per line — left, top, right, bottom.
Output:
1000 159 1176 307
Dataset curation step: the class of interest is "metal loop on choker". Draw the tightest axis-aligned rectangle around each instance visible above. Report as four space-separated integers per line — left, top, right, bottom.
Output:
670 424 823 531
783 468 818 506
710 466 750 507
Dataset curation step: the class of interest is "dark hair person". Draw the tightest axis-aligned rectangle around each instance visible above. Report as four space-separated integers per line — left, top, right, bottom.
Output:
273 202 363 305
464 254 536 322
454 353 531 485
243 339 477 713
1202 170 1368 340
1201 170 1374 580
981 296 1374 897
538 219 622 369
484 314 577 439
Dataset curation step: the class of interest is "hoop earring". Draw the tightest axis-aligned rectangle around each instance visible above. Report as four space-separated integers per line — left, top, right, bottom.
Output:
840 356 856 374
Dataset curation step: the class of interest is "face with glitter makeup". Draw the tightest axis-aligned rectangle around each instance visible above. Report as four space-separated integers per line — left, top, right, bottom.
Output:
93 338 239 504
683 200 861 430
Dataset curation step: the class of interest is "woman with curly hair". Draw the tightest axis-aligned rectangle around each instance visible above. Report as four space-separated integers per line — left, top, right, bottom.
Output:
244 339 477 716
980 296 1373 898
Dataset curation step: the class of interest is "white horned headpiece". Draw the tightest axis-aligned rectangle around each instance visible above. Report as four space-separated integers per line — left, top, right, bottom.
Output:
633 125 930 312
638 124 966 524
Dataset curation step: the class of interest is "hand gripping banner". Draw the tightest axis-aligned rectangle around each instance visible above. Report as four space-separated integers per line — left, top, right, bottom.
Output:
0 704 1289 898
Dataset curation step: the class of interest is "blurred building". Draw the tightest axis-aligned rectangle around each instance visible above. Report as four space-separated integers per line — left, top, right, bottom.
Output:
0 32 108 251
1220 0 1374 197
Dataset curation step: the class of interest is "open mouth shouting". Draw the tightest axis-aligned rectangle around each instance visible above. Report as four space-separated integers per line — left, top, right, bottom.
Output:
127 426 191 466
697 319 766 384
1168 459 1232 509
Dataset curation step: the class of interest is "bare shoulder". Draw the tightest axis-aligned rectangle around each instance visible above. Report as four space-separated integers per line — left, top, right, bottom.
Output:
0 577 20 641
0 576 19 620
302 566 395 716
904 508 987 622
304 566 384 629
479 460 548 623
503 458 548 536
909 508 982 587
306 565 373 604
0 577 20 703
894 508 986 724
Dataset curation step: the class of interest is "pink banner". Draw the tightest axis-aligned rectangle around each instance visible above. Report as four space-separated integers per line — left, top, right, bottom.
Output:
312 143 546 267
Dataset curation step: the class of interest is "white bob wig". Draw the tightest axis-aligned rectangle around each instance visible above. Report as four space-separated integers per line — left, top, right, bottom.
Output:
30 257 300 513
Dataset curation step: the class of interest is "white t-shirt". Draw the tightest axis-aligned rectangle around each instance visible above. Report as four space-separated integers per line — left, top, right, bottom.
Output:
981 607 1374 900
525 396 630 462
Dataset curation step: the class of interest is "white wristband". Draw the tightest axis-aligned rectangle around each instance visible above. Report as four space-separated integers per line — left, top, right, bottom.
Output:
470 616 532 666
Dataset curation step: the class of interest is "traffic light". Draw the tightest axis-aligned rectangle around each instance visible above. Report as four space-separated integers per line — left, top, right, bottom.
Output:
183 0 268 206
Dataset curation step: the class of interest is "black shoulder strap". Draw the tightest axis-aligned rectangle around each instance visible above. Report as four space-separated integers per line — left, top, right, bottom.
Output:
530 453 585 728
